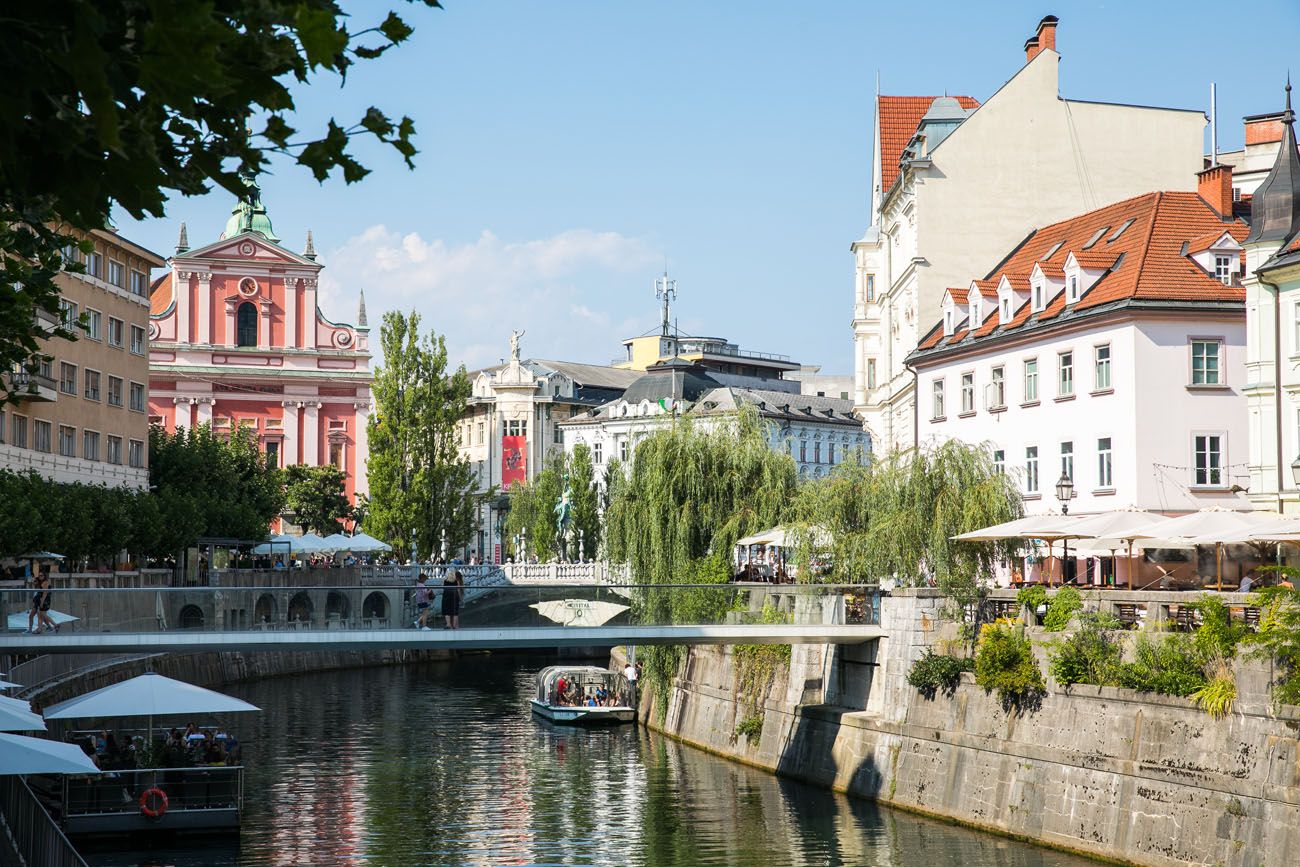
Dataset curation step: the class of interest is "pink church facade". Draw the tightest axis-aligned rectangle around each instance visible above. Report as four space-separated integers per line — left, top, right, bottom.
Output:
147 181 372 510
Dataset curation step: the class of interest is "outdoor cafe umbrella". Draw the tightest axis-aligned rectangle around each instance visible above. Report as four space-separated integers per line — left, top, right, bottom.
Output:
952 513 1085 584
6 610 78 631
344 532 392 553
0 678 22 690
43 671 260 745
1066 507 1158 590
0 733 100 775
1132 508 1282 591
0 701 46 732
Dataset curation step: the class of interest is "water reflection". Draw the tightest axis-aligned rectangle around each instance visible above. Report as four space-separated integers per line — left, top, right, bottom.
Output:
83 658 1095 866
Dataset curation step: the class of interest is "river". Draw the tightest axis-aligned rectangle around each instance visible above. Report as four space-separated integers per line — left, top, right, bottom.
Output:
82 656 1098 866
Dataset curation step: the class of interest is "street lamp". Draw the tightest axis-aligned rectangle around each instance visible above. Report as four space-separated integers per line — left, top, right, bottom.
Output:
1291 454 1300 487
1056 473 1074 585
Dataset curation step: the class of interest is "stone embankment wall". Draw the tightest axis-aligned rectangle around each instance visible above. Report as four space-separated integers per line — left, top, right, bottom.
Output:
634 590 1300 867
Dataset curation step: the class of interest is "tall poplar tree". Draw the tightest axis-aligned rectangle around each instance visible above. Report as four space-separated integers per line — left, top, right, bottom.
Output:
366 311 480 560
569 443 601 560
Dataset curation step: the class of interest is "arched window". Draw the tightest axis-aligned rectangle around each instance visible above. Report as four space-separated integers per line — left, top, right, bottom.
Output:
236 302 258 347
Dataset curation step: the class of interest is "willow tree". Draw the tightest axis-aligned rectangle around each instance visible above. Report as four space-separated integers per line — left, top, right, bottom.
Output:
604 407 798 714
792 438 1022 631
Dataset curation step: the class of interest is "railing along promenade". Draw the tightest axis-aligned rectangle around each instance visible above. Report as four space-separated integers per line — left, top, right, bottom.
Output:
981 586 1265 631
0 583 882 654
0 776 87 867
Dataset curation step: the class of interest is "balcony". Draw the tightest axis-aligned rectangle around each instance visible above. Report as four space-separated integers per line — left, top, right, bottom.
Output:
6 368 57 402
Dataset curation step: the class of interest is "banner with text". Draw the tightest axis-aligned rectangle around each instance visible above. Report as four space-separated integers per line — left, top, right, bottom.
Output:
502 435 527 487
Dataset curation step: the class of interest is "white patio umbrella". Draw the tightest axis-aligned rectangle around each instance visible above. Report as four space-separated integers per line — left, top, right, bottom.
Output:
7 610 78 632
0 733 100 775
1135 508 1281 590
19 552 65 560
1065 507 1159 589
345 532 392 553
0 702 46 732
43 671 260 745
531 599 629 627
319 532 353 552
951 513 1081 542
0 678 22 690
0 695 33 712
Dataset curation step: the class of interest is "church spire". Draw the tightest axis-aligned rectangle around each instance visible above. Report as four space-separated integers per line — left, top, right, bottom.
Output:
1246 76 1300 246
303 229 316 260
357 289 368 328
221 171 280 243
176 222 189 254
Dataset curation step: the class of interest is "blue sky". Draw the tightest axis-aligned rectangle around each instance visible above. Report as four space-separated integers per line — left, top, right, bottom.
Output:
116 0 1300 373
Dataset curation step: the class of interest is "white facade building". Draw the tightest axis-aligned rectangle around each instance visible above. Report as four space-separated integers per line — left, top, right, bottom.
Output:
907 177 1251 518
853 16 1207 453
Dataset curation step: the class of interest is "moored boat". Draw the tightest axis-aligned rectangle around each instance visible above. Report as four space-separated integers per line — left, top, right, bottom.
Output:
530 665 635 725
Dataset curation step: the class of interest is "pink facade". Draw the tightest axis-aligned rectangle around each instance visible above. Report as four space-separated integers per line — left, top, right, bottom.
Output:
148 210 372 511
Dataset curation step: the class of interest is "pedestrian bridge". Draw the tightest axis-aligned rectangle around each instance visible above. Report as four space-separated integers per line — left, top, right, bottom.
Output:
1 582 882 654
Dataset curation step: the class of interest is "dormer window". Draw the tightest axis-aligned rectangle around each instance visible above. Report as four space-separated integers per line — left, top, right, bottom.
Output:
1031 280 1045 313
1066 274 1080 304
969 301 979 326
943 304 956 336
1214 255 1232 285
999 296 1011 324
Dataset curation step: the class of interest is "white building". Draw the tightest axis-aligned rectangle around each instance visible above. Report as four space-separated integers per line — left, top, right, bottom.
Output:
853 15 1207 453
1243 85 1300 512
456 337 639 560
906 172 1250 519
561 360 868 483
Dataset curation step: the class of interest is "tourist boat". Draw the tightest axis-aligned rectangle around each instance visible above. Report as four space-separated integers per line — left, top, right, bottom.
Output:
530 665 635 725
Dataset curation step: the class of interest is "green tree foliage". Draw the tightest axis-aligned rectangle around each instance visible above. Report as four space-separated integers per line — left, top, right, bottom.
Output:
1042 586 1083 631
1047 612 1123 687
501 444 602 560
1246 584 1300 706
366 311 480 560
973 620 1045 708
569 443 601 559
0 470 149 563
149 424 285 543
906 650 974 699
283 464 351 535
1114 632 1207 697
0 2 436 404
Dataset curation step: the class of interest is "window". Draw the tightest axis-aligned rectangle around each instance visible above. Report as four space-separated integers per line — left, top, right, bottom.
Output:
865 274 875 302
85 250 102 279
107 376 123 407
1024 358 1038 402
83 430 100 461
1060 441 1074 481
1097 437 1113 488
12 415 28 449
84 369 100 401
1025 446 1039 494
329 442 344 469
0 411 4 444
799 440 807 462
236 302 258 347
128 439 145 468
1032 281 1045 312
58 424 75 457
476 422 484 445
84 309 102 340
128 381 145 412
1094 344 1111 390
828 442 836 464
1191 340 1223 385
931 379 945 419
1058 351 1074 396
989 366 1005 408
503 419 527 437
265 440 279 469
1214 255 1232 285
993 449 1005 475
106 436 122 465
960 372 975 414
620 439 629 463
130 325 146 355
60 299 77 325
1194 434 1223 486
107 260 125 288
866 358 877 389
814 441 822 464
108 317 124 347
1066 274 1079 303
130 270 148 297
1107 219 1136 242
593 441 602 464
999 297 1011 322
61 243 80 268
59 362 77 394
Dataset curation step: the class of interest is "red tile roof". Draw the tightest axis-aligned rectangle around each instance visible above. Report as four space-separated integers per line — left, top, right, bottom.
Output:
944 287 966 303
1186 229 1234 254
915 191 1248 353
150 272 173 316
877 95 980 196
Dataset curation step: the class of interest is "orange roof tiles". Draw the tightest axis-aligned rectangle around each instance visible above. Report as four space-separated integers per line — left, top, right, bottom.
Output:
149 272 173 316
945 287 966 303
877 95 980 196
914 191 1248 356
1186 229 1234 254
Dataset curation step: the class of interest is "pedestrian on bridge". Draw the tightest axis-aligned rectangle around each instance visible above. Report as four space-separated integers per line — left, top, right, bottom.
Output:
414 574 433 630
442 569 464 630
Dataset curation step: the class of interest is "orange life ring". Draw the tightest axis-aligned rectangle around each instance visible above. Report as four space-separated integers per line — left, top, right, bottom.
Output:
139 786 169 820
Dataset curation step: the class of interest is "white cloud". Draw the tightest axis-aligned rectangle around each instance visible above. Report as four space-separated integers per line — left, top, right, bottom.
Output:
317 227 659 370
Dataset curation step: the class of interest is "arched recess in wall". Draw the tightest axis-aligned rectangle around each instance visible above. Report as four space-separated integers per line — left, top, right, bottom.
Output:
236 301 258 347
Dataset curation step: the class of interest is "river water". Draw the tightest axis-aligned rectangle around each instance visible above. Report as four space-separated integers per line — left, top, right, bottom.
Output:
83 657 1096 866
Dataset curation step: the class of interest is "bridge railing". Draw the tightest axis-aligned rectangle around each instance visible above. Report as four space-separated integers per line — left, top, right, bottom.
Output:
0 583 878 636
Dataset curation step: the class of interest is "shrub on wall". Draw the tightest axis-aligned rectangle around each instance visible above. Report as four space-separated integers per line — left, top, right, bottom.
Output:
905 650 974 699
1115 632 1207 697
1190 659 1237 719
1047 612 1123 687
1015 585 1048 614
1042 586 1082 632
974 620 1045 708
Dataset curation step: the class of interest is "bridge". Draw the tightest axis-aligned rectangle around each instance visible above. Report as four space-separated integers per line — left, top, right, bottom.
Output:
1 581 882 654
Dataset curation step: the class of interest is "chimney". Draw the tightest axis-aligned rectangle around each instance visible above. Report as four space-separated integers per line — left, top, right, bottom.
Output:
1198 163 1234 218
1036 15 1059 53
1024 36 1040 64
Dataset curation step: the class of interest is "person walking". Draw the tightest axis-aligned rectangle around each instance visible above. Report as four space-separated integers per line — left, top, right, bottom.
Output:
29 572 56 634
442 569 464 630
623 658 640 709
413 573 433 630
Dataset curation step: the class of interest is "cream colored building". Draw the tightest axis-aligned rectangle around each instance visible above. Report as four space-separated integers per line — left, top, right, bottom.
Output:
853 16 1206 452
2 227 165 488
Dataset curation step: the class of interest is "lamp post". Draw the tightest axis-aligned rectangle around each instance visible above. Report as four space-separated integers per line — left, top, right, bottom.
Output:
1056 473 1074 585
521 527 529 562
577 529 585 563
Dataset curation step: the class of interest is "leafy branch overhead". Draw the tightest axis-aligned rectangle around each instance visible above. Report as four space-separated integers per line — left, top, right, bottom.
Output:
0 2 437 403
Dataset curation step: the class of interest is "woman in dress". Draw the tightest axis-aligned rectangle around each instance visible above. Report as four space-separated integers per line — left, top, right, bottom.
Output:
442 569 464 629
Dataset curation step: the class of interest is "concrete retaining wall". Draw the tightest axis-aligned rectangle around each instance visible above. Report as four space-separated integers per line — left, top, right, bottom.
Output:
636 589 1300 867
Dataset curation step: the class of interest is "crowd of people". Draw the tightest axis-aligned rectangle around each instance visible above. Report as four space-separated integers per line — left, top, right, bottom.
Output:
73 723 241 772
412 569 465 630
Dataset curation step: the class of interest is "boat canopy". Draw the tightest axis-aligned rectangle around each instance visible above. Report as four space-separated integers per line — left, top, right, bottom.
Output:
535 666 629 705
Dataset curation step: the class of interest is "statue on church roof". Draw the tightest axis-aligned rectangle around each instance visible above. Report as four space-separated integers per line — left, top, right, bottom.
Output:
221 171 280 243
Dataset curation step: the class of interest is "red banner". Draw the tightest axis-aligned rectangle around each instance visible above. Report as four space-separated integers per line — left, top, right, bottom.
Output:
502 435 527 487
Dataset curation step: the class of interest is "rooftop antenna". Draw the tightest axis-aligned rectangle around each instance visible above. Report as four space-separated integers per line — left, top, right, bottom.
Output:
654 268 677 338
1210 82 1218 167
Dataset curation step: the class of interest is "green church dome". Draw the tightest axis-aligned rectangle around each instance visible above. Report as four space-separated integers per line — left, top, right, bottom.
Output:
222 172 280 243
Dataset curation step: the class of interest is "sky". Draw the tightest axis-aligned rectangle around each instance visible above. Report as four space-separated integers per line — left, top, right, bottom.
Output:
115 0 1300 374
